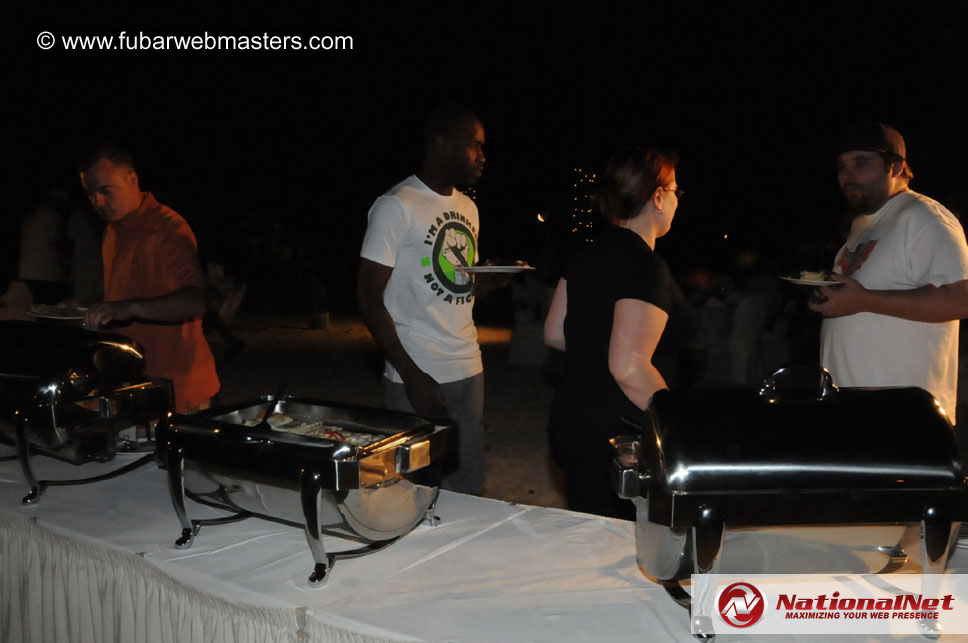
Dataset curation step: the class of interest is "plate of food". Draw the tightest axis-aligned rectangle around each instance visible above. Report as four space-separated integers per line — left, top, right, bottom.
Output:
780 270 840 287
27 304 88 320
455 263 535 274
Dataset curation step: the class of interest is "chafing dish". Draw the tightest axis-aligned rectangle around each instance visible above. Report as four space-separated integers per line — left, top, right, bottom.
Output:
612 367 967 637
158 396 455 584
0 320 172 503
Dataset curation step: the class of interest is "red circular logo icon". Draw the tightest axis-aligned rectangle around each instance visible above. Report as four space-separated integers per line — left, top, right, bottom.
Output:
718 581 765 628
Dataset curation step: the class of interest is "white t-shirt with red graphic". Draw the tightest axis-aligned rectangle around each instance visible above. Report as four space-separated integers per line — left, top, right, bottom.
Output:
820 189 968 421
361 175 482 384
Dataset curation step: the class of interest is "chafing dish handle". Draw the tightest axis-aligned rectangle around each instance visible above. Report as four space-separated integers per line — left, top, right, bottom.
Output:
396 437 433 474
610 434 649 499
396 424 452 474
758 365 839 403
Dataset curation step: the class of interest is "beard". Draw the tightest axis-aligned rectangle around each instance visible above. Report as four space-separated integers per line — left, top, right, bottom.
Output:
841 181 890 216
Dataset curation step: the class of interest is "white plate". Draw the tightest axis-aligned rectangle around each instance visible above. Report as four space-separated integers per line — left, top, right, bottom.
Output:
780 276 840 287
28 305 88 320
455 265 536 274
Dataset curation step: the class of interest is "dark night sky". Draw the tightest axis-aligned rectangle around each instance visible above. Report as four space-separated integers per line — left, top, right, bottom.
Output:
5 1 968 311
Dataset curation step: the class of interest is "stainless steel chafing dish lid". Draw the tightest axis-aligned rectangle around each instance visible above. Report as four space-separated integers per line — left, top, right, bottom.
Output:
638 367 961 495
0 320 147 397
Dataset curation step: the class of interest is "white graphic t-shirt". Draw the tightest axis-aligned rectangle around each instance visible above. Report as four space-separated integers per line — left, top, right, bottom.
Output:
361 175 483 384
820 190 968 421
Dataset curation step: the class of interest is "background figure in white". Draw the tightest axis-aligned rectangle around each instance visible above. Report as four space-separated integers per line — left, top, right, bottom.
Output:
18 189 68 286
65 204 104 304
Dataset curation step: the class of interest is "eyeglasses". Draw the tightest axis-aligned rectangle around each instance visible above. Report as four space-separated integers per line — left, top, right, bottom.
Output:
663 186 685 198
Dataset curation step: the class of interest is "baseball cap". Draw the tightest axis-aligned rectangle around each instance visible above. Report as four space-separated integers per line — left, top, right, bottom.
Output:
838 121 906 160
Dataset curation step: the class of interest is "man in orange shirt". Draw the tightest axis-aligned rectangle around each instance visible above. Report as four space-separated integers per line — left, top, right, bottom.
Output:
79 143 219 412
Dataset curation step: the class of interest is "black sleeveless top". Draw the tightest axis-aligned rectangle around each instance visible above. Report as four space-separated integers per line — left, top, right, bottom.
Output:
550 225 695 439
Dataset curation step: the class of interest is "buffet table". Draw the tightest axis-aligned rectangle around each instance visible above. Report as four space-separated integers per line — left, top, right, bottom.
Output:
2 453 967 642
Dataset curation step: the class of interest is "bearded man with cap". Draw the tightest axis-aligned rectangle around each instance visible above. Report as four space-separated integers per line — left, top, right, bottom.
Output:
810 122 968 422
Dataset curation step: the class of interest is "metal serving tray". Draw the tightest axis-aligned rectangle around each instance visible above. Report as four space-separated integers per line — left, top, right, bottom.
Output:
159 396 455 584
0 320 171 503
612 367 968 639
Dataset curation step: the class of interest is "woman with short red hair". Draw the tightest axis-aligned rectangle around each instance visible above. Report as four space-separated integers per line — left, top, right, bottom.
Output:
544 146 693 518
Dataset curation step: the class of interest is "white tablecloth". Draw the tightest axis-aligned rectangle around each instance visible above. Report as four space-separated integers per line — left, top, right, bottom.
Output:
1 452 965 642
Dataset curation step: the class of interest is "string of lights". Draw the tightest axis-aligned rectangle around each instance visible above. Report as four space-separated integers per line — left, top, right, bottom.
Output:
570 167 597 243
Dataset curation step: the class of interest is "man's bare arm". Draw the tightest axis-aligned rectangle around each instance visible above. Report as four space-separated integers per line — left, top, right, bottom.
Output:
809 274 968 322
357 258 447 416
84 285 206 328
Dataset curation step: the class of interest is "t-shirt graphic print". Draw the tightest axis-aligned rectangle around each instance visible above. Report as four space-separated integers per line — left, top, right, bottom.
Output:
422 213 477 303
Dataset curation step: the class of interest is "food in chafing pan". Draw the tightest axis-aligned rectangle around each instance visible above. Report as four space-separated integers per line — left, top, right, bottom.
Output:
242 412 381 446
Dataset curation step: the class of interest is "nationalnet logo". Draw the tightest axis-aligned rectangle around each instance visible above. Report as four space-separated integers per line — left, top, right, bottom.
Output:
694 574 968 636
718 582 765 627
776 589 954 620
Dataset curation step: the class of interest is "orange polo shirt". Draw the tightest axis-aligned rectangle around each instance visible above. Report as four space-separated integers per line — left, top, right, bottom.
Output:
102 192 219 411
